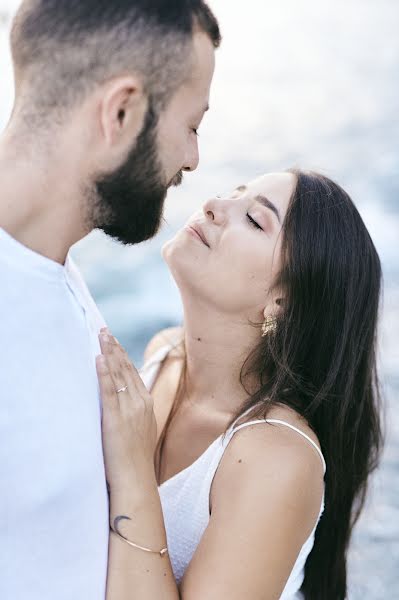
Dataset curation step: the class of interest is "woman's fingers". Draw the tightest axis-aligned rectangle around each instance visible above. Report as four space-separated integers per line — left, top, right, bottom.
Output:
98 330 152 413
99 333 131 393
124 353 152 398
96 355 119 414
97 330 158 474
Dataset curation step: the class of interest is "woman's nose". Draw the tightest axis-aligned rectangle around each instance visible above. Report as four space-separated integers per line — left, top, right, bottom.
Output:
202 195 226 224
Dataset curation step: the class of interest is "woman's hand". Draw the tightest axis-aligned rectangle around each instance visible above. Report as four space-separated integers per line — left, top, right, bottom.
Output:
96 328 158 496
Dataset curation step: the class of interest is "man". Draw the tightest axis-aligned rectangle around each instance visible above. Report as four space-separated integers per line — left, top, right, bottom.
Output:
0 1 220 598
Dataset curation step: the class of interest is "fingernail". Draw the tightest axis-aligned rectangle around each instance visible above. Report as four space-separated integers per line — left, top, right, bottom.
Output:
101 334 110 342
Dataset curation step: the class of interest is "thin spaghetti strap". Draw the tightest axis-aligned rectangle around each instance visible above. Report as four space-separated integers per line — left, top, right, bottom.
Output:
266 419 326 474
228 405 259 429
228 418 326 474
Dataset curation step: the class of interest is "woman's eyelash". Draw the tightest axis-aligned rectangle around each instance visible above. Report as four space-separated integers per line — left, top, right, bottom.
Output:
192 128 199 136
246 213 263 230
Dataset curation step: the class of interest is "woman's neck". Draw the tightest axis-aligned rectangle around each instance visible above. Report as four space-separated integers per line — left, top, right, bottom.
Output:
180 300 260 416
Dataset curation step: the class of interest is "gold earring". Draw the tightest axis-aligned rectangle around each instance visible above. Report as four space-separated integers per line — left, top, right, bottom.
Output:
261 315 277 337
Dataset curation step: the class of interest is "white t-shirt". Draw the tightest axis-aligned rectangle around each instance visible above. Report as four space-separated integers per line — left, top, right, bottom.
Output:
0 227 109 600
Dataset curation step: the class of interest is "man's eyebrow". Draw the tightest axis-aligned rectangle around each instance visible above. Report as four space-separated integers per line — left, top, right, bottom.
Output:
255 194 281 224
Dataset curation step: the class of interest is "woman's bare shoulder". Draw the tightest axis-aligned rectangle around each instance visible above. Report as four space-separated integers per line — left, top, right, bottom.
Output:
233 402 322 454
210 403 324 518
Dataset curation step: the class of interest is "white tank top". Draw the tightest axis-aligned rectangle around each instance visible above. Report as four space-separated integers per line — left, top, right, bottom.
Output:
140 343 326 599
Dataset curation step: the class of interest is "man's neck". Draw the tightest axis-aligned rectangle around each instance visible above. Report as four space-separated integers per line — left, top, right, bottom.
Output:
0 141 88 265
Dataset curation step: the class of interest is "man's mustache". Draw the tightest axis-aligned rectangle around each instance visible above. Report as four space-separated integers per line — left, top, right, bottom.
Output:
168 171 184 188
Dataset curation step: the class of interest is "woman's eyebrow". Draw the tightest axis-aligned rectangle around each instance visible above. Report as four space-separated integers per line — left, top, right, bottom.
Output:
255 194 281 224
232 186 281 223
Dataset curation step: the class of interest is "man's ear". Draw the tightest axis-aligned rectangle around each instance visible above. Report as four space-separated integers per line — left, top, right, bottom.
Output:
99 75 147 147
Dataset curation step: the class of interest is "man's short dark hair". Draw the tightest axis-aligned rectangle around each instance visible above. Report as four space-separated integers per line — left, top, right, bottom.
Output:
10 0 221 126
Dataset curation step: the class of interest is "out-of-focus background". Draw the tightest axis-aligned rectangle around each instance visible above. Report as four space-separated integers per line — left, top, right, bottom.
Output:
1 0 398 596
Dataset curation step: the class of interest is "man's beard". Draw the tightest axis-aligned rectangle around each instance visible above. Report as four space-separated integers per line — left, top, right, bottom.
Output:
90 102 182 245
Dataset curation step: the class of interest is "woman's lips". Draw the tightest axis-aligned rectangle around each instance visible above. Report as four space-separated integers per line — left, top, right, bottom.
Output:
185 224 210 247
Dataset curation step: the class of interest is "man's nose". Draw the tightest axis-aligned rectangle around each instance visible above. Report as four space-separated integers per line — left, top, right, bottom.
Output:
182 137 200 173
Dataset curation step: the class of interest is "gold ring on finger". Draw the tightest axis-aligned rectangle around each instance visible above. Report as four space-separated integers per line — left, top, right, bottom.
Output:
116 385 128 394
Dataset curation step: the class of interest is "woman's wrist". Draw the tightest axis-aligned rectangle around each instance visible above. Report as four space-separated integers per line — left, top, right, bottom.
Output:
109 468 159 514
109 456 157 496
109 472 167 553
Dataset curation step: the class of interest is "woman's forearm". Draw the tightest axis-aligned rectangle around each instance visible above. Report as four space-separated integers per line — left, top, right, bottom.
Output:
106 467 180 600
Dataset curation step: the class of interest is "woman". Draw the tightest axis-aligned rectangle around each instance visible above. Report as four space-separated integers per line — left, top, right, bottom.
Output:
96 170 383 599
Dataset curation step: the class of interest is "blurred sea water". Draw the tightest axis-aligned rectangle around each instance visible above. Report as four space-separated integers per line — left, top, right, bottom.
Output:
1 1 398 597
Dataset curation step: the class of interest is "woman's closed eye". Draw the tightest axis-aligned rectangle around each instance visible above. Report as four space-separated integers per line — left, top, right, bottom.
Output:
246 213 263 231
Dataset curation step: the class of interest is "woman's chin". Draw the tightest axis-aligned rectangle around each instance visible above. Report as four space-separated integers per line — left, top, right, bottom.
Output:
162 229 197 265
161 238 184 278
161 228 185 258
161 238 173 262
